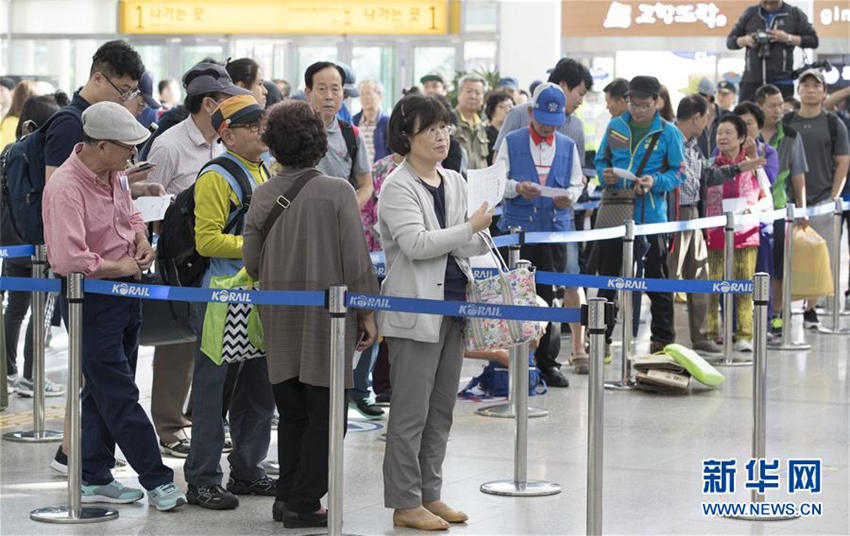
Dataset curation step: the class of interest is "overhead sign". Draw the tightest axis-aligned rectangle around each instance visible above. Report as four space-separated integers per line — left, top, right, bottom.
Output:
562 1 746 37
813 1 850 38
118 0 451 35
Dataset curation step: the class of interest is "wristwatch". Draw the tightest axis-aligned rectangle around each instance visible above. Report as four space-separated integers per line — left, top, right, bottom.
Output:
786 34 794 45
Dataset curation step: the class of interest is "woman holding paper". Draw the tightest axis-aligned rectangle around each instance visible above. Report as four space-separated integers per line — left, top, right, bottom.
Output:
705 114 773 352
377 94 491 530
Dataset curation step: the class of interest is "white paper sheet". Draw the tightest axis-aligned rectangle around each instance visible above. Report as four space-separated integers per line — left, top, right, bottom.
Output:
612 167 638 182
134 195 173 222
467 161 507 216
721 197 749 214
535 185 573 199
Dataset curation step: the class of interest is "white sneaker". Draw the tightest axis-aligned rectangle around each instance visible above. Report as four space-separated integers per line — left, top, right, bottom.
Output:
734 339 753 353
16 378 65 398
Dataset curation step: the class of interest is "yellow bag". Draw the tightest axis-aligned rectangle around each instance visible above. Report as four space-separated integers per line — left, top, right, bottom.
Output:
790 226 833 301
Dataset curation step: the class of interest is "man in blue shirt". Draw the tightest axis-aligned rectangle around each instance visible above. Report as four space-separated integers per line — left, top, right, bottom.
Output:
594 76 686 354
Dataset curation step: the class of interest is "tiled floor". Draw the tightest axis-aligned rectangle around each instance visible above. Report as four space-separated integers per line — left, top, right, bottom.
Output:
1 271 848 535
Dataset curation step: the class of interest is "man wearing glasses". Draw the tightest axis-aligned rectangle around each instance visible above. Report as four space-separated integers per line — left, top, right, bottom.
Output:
44 40 146 184
184 94 277 510
42 101 187 511
595 76 686 355
145 61 252 460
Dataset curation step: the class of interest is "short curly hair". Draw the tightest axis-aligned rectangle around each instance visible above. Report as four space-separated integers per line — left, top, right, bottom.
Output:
262 100 327 169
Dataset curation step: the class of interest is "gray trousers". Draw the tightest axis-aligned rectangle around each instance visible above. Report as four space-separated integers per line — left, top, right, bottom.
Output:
383 317 464 509
668 205 711 344
184 302 275 486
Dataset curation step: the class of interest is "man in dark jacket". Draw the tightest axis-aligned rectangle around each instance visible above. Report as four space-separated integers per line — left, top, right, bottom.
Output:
727 0 818 102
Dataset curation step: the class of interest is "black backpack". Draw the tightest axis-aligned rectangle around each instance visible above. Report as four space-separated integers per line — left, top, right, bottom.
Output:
0 106 82 245
156 155 258 287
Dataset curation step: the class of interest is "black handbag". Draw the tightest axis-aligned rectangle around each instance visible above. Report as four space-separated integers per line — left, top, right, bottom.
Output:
138 272 197 347
594 132 661 229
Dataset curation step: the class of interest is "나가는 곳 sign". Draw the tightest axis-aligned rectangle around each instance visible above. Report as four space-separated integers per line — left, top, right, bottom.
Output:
118 0 452 35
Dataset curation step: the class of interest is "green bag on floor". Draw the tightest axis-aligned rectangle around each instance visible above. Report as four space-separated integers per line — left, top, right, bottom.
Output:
664 343 725 387
201 268 265 365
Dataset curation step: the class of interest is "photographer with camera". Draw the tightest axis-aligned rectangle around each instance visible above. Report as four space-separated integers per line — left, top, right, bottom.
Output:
727 0 818 103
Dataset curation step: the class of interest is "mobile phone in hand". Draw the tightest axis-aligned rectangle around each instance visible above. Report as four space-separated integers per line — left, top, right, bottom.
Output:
129 161 157 172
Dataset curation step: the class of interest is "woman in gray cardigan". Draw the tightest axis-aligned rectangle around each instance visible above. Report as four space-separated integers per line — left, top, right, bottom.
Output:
242 101 378 528
377 95 493 530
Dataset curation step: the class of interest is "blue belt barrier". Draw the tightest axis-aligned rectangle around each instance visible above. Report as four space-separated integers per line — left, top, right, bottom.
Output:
0 277 61 293
347 293 581 323
83 279 326 306
0 277 578 322
371 265 753 294
0 245 36 259
534 271 754 294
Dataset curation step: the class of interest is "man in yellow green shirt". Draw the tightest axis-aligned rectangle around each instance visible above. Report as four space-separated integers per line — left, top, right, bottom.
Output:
185 94 277 510
454 74 490 170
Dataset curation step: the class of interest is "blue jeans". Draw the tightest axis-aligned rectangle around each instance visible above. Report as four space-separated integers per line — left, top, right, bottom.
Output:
350 341 379 400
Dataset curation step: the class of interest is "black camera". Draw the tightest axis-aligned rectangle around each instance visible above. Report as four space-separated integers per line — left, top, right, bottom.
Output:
752 31 772 58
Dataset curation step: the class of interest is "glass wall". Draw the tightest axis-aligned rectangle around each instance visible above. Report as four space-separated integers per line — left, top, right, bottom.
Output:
413 46 455 87
350 45 396 114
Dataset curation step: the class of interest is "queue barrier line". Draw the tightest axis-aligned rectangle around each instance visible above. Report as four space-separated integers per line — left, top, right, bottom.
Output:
0 244 36 259
368 265 755 294
0 277 580 323
346 293 581 323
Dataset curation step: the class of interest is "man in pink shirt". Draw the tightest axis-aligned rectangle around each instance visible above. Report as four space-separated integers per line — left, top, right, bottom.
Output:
42 101 186 511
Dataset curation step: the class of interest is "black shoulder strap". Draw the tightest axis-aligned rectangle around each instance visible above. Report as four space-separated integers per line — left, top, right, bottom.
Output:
781 111 794 129
199 155 255 234
634 131 662 177
338 119 358 184
826 112 838 155
262 169 322 240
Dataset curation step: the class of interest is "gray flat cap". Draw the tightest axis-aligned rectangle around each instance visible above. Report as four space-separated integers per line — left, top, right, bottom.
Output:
82 101 151 146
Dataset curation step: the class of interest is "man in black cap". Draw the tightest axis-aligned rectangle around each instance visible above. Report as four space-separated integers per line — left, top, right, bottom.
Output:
594 75 686 355
716 81 738 112
146 61 252 459
420 72 447 97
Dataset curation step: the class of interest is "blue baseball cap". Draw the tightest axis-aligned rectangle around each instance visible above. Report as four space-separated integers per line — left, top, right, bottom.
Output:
531 82 566 127
498 77 519 89
139 71 161 109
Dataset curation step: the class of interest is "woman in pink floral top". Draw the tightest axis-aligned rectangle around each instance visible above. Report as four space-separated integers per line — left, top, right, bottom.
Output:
362 152 404 251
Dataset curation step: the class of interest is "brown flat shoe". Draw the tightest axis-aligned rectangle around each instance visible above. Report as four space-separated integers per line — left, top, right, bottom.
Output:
424 501 469 524
393 508 450 531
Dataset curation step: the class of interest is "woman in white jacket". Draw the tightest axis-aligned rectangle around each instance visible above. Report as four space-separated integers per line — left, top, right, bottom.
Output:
377 94 492 530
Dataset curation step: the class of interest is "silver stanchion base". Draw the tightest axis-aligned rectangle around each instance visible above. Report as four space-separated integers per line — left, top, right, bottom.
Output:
604 380 636 391
767 341 811 351
711 359 753 367
30 506 119 524
817 325 850 335
3 429 63 442
724 513 801 521
480 479 561 497
476 403 548 418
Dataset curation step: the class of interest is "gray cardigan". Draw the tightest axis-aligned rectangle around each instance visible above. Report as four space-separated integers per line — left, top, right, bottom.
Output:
376 160 490 343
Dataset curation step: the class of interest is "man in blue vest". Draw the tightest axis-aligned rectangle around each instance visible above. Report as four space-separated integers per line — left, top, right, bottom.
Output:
496 83 586 386
594 75 686 354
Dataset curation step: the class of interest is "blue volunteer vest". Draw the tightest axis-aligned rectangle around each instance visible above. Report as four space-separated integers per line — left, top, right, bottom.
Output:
498 128 575 233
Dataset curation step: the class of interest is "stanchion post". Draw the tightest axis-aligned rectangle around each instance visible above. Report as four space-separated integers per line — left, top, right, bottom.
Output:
726 273 799 521
772 204 811 350
605 220 635 390
480 261 560 498
716 212 751 367
818 198 850 334
31 273 117 523
327 285 347 536
4 244 63 443
586 298 606 536
477 229 547 419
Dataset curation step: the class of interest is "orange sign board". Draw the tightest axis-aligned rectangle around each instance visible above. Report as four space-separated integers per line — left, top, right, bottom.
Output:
812 0 850 38
562 0 748 37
